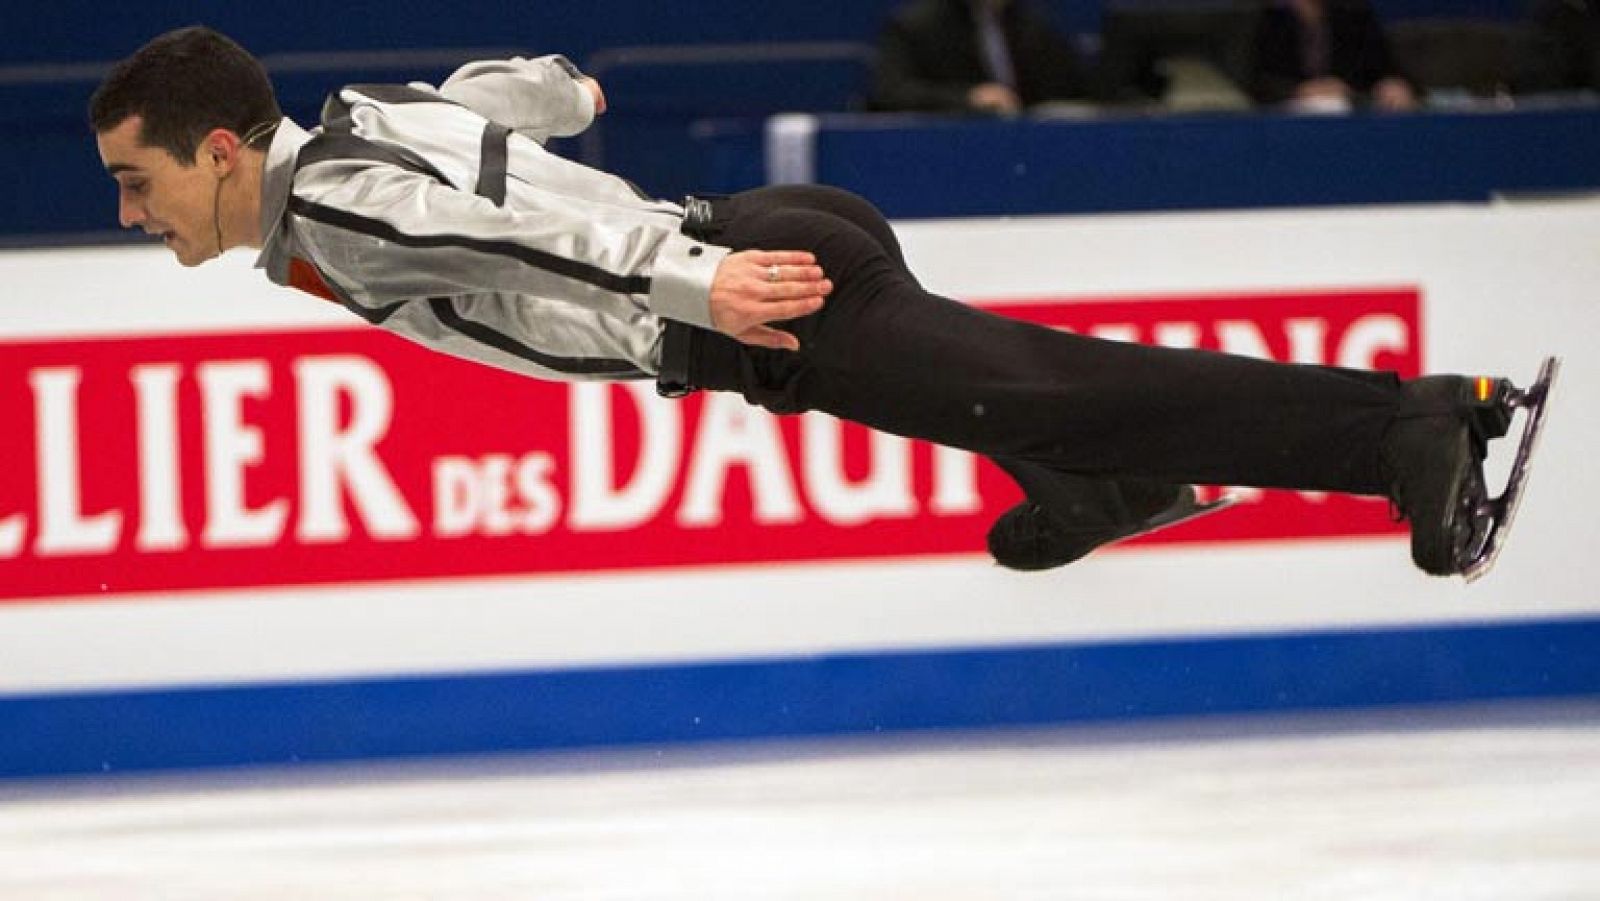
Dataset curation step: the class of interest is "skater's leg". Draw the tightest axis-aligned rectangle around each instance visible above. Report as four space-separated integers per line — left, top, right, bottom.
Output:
684 192 1521 575
689 199 1401 494
724 185 918 280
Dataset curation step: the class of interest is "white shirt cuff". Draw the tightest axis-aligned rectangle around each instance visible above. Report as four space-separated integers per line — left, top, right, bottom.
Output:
648 230 728 330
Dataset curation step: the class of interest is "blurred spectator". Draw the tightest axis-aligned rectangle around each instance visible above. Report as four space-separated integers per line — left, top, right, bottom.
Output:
1247 0 1419 112
1515 0 1600 93
868 0 1092 113
1386 17 1523 104
1092 3 1256 111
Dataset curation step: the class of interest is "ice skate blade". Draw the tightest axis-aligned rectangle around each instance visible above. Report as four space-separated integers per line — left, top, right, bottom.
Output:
1461 356 1560 583
1111 493 1238 548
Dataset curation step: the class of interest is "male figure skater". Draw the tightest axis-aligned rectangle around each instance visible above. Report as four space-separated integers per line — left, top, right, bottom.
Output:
91 27 1533 577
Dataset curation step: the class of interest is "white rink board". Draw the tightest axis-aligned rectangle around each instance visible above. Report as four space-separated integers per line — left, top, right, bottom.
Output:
1 199 1597 695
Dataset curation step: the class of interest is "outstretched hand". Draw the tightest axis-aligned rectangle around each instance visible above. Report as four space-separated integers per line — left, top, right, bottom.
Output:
709 250 833 351
579 77 606 115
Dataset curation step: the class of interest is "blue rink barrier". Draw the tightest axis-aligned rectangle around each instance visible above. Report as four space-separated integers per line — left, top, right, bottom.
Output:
10 94 1599 239
694 105 1600 219
4 617 1598 779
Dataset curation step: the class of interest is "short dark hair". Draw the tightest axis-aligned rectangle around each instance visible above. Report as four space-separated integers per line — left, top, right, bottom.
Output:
90 26 282 165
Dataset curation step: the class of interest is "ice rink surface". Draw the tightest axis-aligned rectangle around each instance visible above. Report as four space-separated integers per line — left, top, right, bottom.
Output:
2 699 1597 900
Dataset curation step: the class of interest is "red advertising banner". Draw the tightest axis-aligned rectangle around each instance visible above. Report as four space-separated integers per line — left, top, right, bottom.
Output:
0 288 1418 601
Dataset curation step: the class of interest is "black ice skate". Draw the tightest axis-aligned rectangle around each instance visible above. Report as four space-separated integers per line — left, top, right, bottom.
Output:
1383 357 1560 580
987 484 1235 571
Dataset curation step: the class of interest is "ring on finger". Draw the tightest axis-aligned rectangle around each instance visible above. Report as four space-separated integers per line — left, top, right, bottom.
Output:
766 265 781 283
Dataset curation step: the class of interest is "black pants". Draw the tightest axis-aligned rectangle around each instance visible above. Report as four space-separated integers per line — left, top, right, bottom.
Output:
680 185 1402 502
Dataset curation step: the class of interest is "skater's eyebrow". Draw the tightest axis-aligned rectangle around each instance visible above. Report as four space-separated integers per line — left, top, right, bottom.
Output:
106 163 143 176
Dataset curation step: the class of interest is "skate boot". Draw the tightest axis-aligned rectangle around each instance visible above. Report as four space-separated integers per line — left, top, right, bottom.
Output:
1381 374 1518 576
987 482 1223 571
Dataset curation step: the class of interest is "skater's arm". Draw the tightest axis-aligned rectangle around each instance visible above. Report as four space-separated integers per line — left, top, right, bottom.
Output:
438 55 604 143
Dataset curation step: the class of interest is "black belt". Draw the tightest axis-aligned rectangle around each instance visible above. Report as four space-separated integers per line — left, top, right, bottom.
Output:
656 320 696 398
656 196 726 398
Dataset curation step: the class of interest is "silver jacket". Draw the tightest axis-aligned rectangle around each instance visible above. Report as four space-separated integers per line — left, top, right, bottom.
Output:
254 55 730 381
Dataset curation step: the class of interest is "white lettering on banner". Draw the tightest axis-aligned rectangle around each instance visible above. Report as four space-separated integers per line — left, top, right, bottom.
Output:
0 511 20 558
10 354 419 559
930 447 982 516
132 364 186 551
1286 319 1327 365
198 361 287 548
1339 315 1409 369
679 393 803 528
294 356 418 542
31 368 122 556
515 453 562 535
801 413 917 526
566 383 983 532
1076 314 1408 369
0 294 1422 588
1216 321 1273 360
433 457 480 537
432 453 561 537
1153 322 1202 350
475 456 520 536
1219 318 1342 364
1089 324 1140 344
569 382 680 531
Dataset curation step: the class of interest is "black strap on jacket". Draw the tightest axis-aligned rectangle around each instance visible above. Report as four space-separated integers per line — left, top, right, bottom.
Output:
474 121 511 207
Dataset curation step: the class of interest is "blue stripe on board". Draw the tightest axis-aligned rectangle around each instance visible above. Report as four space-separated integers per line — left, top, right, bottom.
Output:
3 617 1598 779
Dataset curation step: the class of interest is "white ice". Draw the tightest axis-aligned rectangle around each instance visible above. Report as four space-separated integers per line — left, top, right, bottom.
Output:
1 701 1597 900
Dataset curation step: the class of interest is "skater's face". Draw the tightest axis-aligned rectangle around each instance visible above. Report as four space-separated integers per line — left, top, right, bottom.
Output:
97 115 233 267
